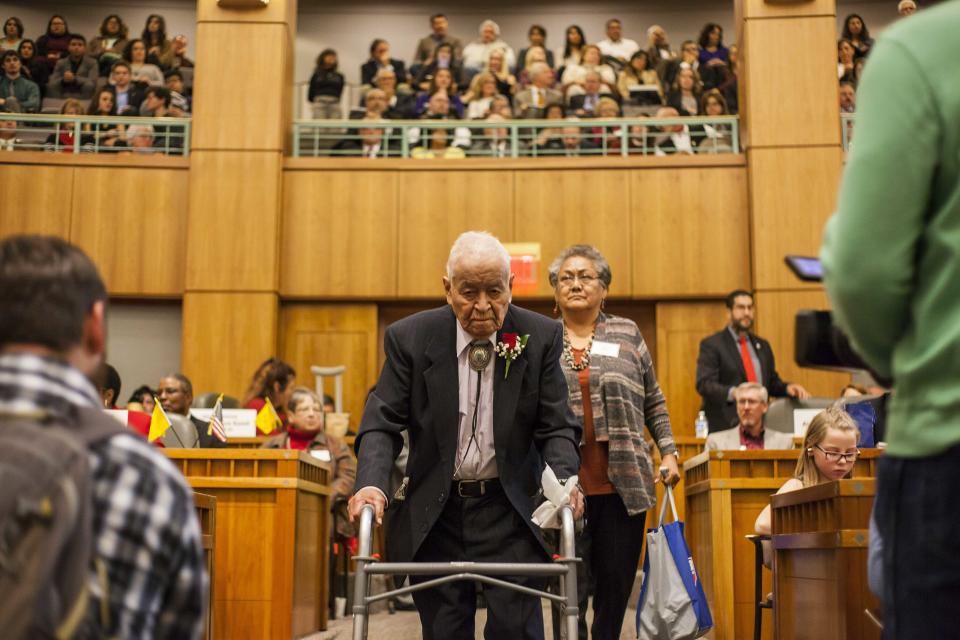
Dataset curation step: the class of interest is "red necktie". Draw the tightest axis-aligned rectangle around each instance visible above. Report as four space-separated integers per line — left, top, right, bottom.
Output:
739 334 758 383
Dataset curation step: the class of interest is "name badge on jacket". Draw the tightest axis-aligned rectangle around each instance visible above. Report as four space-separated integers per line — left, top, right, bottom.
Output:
590 340 620 358
311 449 332 462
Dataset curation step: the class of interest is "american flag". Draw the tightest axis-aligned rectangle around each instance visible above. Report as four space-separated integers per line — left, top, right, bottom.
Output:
207 394 228 443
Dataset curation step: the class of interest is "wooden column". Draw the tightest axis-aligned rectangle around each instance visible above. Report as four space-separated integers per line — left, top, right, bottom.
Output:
182 0 296 395
738 0 849 395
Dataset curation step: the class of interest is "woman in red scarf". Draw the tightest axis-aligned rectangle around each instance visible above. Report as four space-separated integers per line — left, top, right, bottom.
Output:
261 387 356 536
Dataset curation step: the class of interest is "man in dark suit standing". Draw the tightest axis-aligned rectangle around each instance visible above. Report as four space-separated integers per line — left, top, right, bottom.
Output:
695 289 810 431
349 231 584 640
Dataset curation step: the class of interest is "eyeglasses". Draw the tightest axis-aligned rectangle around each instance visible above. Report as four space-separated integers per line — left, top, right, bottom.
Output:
812 444 860 463
736 398 763 407
558 273 599 287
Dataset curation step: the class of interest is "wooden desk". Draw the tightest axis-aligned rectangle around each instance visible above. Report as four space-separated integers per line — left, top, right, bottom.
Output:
167 450 332 640
226 436 269 449
194 492 216 640
773 479 879 640
682 449 879 640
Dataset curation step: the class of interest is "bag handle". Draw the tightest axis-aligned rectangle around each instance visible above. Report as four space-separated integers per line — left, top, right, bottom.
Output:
657 469 679 526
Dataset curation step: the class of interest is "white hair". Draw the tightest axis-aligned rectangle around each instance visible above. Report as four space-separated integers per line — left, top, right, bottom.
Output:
479 19 500 36
126 124 154 139
446 231 511 281
734 382 769 404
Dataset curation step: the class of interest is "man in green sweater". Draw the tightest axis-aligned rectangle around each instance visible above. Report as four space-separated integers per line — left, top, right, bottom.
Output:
820 3 960 638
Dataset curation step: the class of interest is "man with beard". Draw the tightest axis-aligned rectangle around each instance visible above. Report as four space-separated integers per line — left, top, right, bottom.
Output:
696 289 810 431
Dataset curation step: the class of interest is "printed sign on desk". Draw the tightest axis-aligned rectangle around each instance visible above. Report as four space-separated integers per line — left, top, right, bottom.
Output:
190 408 257 438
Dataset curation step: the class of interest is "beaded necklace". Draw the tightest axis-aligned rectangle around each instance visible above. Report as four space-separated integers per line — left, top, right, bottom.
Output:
562 325 594 371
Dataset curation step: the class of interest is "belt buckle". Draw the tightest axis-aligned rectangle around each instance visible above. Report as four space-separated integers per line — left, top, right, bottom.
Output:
457 480 485 498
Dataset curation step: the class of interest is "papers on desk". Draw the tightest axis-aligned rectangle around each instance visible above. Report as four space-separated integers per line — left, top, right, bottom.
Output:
793 408 822 437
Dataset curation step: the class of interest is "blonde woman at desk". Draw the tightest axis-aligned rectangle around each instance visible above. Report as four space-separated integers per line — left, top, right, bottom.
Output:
755 406 860 535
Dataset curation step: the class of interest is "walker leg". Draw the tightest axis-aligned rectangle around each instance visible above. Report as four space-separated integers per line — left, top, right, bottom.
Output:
352 505 374 640
560 506 579 640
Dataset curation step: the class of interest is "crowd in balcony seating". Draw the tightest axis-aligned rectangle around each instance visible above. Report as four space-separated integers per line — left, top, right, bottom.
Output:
0 13 191 153
306 15 741 157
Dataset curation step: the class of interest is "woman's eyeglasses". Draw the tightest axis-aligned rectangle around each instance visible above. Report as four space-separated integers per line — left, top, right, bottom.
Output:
558 273 598 287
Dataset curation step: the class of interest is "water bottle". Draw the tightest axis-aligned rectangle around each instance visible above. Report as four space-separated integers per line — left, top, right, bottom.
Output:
695 411 708 438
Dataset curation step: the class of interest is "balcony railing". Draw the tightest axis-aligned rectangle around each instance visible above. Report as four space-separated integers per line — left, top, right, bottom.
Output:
0 113 191 156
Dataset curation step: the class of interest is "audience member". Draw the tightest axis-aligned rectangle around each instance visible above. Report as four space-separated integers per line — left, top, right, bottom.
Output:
514 62 562 118
414 67 464 117
164 69 190 113
531 103 568 149
516 24 554 71
308 48 344 119
489 94 512 118
696 289 810 431
567 70 607 117
542 122 596 156
898 0 917 16
718 44 738 112
47 34 97 99
44 98 83 151
413 13 463 68
361 38 408 86
126 384 157 413
169 34 193 70
88 14 129 75
363 87 388 117
462 19 515 78
410 92 470 150
617 49 663 103
652 106 693 155
1 16 23 52
157 373 226 448
141 85 174 119
697 22 729 67
754 407 859 534
841 14 873 58
333 113 392 157
0 234 206 638
838 38 857 82
83 86 124 149
662 39 699 88
0 104 20 150
262 387 356 535
123 38 164 86
414 42 462 92
462 71 500 119
471 113 510 157
666 67 703 116
557 25 586 75
242 357 297 429
108 61 145 114
588 97 625 150
0 50 40 112
697 89 734 153
839 80 856 113
123 123 156 154
561 44 616 92
597 18 640 65
142 14 173 70
627 115 652 154
706 382 795 451
373 68 415 118
516 45 549 88
411 127 466 158
480 47 516 100
35 14 72 76
17 39 45 87
646 25 676 71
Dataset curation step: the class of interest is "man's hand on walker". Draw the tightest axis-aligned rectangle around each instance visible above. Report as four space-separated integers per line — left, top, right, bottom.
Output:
348 487 387 526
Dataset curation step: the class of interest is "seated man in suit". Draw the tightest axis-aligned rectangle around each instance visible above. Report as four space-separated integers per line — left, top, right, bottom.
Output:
706 382 795 450
373 68 415 119
514 62 562 118
696 288 810 431
157 372 227 448
567 70 610 117
348 231 584 640
333 113 394 158
47 34 98 99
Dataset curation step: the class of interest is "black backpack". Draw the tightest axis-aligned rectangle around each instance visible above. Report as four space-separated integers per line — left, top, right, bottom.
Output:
0 406 122 639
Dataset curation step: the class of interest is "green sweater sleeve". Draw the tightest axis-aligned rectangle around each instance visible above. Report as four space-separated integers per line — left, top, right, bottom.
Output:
820 38 940 378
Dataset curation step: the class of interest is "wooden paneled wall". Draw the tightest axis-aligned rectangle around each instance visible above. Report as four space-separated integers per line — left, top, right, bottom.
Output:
0 153 189 297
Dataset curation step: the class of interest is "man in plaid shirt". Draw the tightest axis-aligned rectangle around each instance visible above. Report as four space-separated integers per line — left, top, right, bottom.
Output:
0 235 206 638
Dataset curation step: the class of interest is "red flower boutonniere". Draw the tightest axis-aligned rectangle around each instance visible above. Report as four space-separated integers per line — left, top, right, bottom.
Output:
495 332 530 379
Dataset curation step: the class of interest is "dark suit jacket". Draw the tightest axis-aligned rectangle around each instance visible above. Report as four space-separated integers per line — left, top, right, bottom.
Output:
360 58 408 86
695 328 790 431
354 305 581 563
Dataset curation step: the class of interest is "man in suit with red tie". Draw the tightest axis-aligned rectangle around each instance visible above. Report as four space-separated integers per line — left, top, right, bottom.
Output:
695 289 810 432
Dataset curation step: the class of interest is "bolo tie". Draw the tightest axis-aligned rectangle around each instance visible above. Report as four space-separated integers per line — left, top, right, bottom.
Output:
456 340 493 477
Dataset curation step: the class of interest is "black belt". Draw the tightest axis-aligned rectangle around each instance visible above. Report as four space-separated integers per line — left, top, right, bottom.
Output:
452 478 501 498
